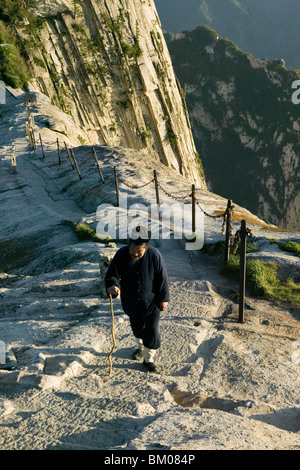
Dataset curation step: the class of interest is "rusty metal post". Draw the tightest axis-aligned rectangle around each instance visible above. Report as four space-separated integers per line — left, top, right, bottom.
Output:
93 148 105 183
57 138 61 165
30 128 36 152
39 134 45 159
64 142 75 169
153 170 160 206
192 184 196 234
239 219 247 323
71 149 82 180
153 170 161 222
114 166 120 206
224 199 233 264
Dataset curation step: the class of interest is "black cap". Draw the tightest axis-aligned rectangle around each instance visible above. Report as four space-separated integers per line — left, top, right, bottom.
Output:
129 226 150 245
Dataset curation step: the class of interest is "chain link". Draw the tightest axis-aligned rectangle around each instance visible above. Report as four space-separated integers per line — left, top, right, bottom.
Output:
31 125 232 226
20 106 255 248
41 140 66 147
122 177 155 190
76 153 93 164
157 181 192 200
232 226 253 254
102 170 115 179
195 198 227 219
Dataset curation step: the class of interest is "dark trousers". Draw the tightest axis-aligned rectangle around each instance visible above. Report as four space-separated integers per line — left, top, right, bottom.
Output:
122 300 161 350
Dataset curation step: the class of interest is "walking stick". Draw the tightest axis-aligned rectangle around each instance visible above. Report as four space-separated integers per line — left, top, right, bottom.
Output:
108 294 116 376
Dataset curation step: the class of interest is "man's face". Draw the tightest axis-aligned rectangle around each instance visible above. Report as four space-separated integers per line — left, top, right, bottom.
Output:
129 244 147 263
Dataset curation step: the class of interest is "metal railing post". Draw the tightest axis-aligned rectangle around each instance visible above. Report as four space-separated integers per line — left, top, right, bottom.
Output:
239 219 247 323
224 199 233 264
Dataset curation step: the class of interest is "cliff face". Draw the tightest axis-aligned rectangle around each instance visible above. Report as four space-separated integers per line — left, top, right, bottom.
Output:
168 26 300 231
20 0 205 187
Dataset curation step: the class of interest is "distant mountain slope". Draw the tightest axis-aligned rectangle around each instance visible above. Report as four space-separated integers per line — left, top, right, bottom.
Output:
167 26 300 230
154 0 300 69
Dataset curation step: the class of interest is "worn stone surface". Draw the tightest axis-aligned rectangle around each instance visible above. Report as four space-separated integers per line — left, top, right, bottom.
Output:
0 228 299 450
0 67 299 451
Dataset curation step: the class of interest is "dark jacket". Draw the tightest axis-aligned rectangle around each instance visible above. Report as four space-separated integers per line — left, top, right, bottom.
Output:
105 245 169 313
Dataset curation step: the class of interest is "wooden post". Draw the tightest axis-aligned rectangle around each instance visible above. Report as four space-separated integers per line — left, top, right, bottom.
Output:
114 166 120 207
192 184 196 234
239 219 247 323
57 138 61 165
224 199 233 264
71 149 82 180
93 148 105 183
64 142 75 169
108 294 116 376
39 134 45 158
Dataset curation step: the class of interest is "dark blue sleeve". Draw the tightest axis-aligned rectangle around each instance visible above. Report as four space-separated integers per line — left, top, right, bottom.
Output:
154 250 169 303
104 250 122 296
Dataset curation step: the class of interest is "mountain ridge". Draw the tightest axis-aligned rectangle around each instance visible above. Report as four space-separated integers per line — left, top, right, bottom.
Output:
154 0 300 69
167 25 300 231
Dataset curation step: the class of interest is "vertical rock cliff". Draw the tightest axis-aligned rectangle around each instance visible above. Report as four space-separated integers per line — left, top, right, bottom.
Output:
21 0 205 187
